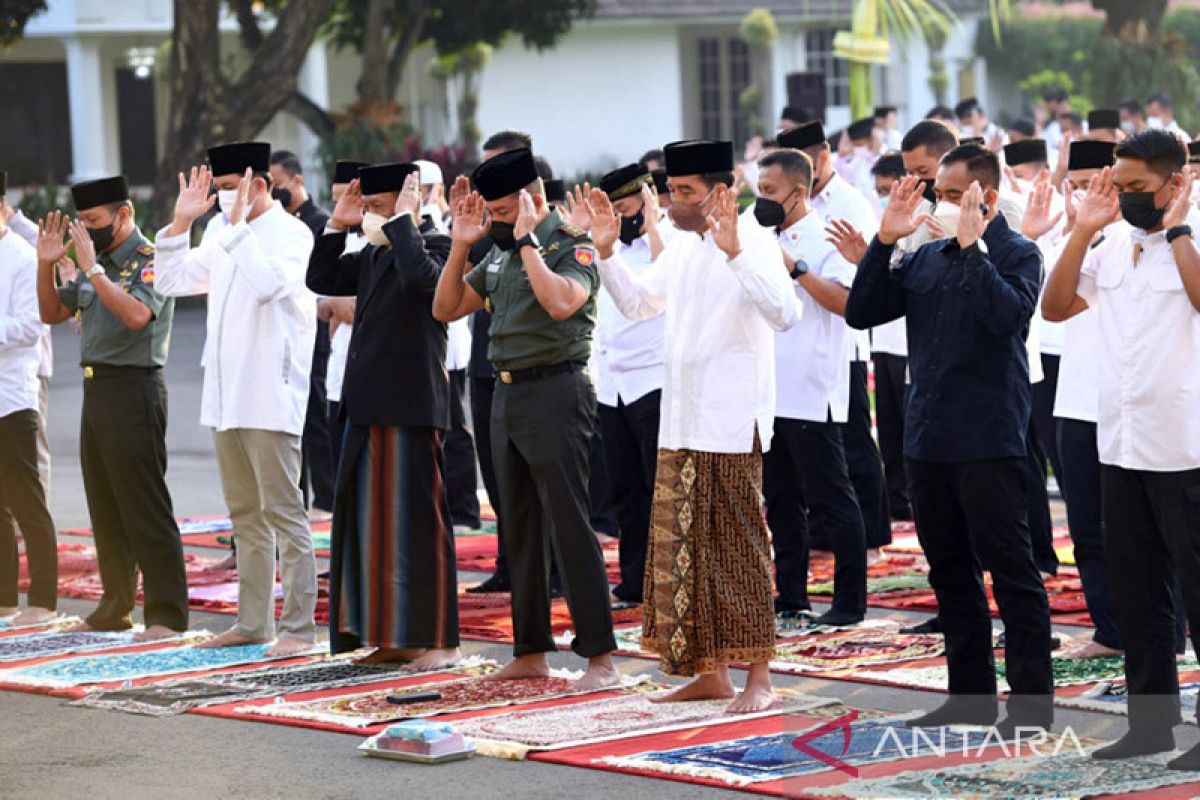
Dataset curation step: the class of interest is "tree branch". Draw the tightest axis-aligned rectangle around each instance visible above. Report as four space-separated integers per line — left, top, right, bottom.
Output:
285 90 336 138
230 0 264 50
385 0 433 100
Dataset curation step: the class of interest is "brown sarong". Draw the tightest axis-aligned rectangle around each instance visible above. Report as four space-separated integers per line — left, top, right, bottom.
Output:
641 443 776 676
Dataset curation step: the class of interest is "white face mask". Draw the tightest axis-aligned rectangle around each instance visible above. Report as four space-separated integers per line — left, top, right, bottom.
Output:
1120 120 1136 134
932 201 961 239
217 189 239 217
959 124 976 138
1147 115 1164 129
362 212 389 246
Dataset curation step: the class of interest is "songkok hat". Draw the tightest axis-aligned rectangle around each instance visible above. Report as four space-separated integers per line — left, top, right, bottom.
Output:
1003 139 1048 166
651 169 669 195
71 176 129 211
207 141 270 177
874 105 897 118
332 160 367 185
598 163 651 201
663 140 734 177
1189 141 1200 164
358 162 418 196
471 148 538 201
1088 109 1120 130
1068 140 1115 171
960 136 985 147
777 121 827 151
780 105 808 124
1008 118 1036 137
543 179 566 204
0 170 6 197
414 159 443 185
847 117 875 141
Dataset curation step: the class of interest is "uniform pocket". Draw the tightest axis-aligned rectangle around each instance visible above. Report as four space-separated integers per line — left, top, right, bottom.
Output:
1150 264 1185 293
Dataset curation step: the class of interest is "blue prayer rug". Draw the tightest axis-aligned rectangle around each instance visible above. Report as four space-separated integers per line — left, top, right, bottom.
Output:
0 643 285 688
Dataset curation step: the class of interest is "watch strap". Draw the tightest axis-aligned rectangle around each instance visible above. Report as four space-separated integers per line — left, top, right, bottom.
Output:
789 261 809 280
516 233 539 252
1167 225 1193 244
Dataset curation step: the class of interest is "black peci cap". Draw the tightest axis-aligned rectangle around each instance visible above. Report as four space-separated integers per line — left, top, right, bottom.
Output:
1067 140 1116 171
777 121 827 151
207 141 271 177
663 140 734 177
71 176 130 211
1189 140 1200 164
598 163 652 201
471 147 539 201
780 105 808 124
1008 118 1036 138
847 117 875 141
1088 109 1120 131
651 169 669 195
0 170 6 197
357 162 418 196
543 179 566 204
333 160 368 185
960 136 985 147
1003 139 1048 166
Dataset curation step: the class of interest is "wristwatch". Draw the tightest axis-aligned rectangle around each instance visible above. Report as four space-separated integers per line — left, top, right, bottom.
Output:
789 260 810 280
516 232 540 253
86 264 105 279
1167 225 1194 244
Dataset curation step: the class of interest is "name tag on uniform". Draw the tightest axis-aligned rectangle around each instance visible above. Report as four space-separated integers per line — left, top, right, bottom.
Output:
487 262 501 273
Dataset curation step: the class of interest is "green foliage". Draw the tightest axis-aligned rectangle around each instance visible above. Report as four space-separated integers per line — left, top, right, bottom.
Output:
314 121 472 197
15 183 64 225
739 8 778 50
1087 34 1199 129
1018 70 1074 98
739 84 763 114
0 0 46 47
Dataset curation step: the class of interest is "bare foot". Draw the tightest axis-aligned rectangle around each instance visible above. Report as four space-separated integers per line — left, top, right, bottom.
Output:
867 548 887 566
1062 640 1123 659
403 647 462 672
12 607 58 627
64 620 95 633
196 629 267 649
353 647 423 665
485 653 550 681
652 671 736 703
211 554 238 571
574 654 621 692
307 508 332 524
726 683 780 713
0 607 17 618
266 634 316 658
135 624 183 642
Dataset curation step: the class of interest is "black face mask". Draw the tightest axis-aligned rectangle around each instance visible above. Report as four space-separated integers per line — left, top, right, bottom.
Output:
1118 190 1166 231
921 180 938 205
490 221 517 251
272 187 293 209
618 205 645 246
87 222 117 252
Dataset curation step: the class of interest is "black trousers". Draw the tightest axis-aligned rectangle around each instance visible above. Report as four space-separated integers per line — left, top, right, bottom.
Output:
908 457 1053 721
598 390 661 602
444 369 481 529
588 424 619 537
471 376 507 577
1102 465 1200 732
764 416 867 615
1030 354 1065 496
81 369 188 632
0 409 57 610
1056 418 1122 649
1025 421 1059 576
842 361 891 548
300 320 335 511
492 370 615 657
328 400 345 478
873 352 911 519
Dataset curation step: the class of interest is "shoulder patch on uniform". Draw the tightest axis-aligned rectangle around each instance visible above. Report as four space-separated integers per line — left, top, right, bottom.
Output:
559 223 587 238
136 244 155 256
573 245 595 267
140 266 155 284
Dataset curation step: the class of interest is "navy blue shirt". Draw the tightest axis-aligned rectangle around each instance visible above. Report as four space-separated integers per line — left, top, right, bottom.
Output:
845 216 1042 462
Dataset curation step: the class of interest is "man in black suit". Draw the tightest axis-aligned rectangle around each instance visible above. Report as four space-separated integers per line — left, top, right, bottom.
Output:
307 162 458 671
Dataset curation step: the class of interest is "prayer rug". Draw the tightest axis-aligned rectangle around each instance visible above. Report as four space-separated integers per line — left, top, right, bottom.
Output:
769 629 943 674
0 629 192 663
457 593 642 643
0 615 79 634
457 535 622 583
0 642 304 688
456 692 840 759
809 573 931 597
596 716 1004 786
1057 681 1200 722
807 751 1200 798
860 655 1200 694
233 669 649 729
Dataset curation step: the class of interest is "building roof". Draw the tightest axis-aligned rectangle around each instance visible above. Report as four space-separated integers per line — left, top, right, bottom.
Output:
592 0 991 19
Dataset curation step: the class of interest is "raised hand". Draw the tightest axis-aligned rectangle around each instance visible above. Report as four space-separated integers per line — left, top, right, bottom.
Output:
1062 179 1079 233
172 166 216 229
707 184 741 259
56 256 77 284
67 218 98 273
448 175 470 210
1163 168 1195 230
36 211 70 265
956 181 988 249
641 182 661 232
1004 165 1030 196
395 170 421 218
331 179 364 230
1020 177 1063 241
227 167 253 226
563 183 593 231
1075 167 1121 234
514 189 539 240
585 188 619 257
824 218 869 264
450 189 489 245
878 176 933 245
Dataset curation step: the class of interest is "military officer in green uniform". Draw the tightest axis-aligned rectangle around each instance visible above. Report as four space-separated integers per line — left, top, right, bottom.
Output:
433 148 618 691
35 176 188 639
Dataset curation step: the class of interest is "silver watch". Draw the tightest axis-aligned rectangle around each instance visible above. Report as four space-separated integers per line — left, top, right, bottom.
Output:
87 265 105 279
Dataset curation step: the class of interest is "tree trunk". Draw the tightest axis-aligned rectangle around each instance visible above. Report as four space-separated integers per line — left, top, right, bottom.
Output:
355 0 392 106
384 0 432 102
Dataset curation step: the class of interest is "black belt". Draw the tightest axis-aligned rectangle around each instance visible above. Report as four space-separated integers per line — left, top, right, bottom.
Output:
497 361 586 385
83 364 162 380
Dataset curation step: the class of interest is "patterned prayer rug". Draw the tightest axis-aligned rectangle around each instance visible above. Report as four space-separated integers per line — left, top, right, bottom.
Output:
0 615 79 634
0 642 299 688
1057 681 1200 722
866 655 1200 693
0 630 168 663
234 669 649 729
809 572 932 596
770 629 943 674
597 717 1008 786
808 751 1200 798
455 692 841 759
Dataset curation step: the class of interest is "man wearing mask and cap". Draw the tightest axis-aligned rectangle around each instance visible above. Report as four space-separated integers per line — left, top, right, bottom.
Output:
309 162 459 669
433 146 619 692
876 106 903 150
413 159 449 232
543 179 567 214
752 146 867 626
1087 109 1124 144
651 170 672 211
592 163 668 606
846 144 1053 739
35 176 186 639
1044 130 1200 765
779 120 892 562
155 141 318 658
587 139 799 712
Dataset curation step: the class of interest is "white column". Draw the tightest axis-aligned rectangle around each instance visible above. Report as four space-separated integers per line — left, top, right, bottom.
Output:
63 36 111 182
297 41 330 189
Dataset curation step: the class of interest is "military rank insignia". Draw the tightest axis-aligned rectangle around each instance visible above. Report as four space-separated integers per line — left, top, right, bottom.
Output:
574 245 595 267
141 267 155 284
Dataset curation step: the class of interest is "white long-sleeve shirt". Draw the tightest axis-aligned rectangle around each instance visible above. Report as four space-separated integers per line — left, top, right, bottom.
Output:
0 231 42 417
154 203 316 435
8 211 52 380
595 215 800 453
594 231 667 407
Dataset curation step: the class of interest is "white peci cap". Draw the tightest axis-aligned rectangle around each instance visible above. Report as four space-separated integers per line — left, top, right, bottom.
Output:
414 159 443 186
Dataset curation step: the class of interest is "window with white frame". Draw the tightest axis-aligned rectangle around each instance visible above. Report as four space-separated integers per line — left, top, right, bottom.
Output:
805 28 851 107
695 35 753 145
